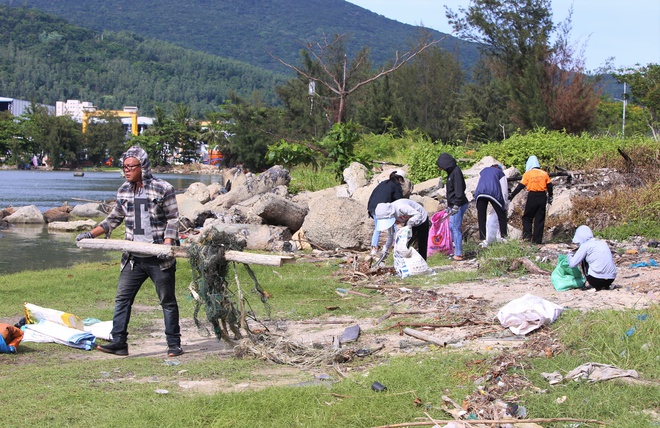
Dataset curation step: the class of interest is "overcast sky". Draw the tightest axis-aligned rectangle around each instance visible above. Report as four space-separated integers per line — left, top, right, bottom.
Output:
346 0 660 72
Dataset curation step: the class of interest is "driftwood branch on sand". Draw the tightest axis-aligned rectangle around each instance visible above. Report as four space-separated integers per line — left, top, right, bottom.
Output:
76 239 295 267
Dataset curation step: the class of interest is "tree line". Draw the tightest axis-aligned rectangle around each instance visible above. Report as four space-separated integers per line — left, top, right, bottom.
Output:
1 2 658 174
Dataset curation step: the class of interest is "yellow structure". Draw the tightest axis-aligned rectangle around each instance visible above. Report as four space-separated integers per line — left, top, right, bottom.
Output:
82 107 139 136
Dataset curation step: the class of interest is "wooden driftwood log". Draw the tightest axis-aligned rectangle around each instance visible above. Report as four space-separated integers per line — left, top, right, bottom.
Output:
250 193 308 231
403 327 447 347
76 239 295 267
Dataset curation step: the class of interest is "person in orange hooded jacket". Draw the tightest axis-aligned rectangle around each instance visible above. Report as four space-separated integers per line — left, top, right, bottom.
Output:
1 323 24 353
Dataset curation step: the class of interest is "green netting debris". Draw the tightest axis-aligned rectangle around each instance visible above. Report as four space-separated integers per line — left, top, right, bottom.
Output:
188 228 270 342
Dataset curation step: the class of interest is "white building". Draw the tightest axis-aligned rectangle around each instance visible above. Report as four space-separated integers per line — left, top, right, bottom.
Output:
55 99 94 122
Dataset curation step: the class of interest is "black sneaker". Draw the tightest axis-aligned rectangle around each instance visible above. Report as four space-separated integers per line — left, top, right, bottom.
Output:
97 342 128 356
167 346 184 357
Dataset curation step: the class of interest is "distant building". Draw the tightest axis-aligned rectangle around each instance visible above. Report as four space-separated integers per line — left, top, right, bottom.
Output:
56 99 94 122
0 96 55 116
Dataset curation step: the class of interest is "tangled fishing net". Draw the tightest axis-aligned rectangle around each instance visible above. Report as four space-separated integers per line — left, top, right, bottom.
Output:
188 228 270 342
188 228 348 368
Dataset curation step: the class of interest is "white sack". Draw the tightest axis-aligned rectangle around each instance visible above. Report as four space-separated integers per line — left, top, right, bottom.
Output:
496 294 564 335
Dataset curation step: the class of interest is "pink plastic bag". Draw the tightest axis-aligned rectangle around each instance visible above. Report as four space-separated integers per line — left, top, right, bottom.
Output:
428 210 453 257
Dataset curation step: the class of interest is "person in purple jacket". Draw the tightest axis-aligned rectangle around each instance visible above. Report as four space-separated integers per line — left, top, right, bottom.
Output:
474 164 509 246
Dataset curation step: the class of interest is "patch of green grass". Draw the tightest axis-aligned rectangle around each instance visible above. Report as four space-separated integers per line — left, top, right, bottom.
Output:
476 239 555 276
3 257 659 427
287 164 341 194
600 219 660 242
520 306 660 427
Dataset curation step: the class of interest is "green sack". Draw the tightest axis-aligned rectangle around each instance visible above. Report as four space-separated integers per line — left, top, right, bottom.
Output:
551 254 585 291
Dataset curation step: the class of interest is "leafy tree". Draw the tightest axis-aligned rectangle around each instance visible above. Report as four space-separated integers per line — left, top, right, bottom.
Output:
387 46 464 142
594 99 648 137
459 59 512 142
23 104 83 168
448 1 600 135
0 110 28 165
84 112 126 165
275 51 334 141
447 0 552 131
615 64 660 140
222 95 284 171
272 32 442 125
199 111 231 161
541 13 601 134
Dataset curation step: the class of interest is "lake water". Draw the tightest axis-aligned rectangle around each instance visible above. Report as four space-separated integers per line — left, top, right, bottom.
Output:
0 170 223 212
0 170 223 274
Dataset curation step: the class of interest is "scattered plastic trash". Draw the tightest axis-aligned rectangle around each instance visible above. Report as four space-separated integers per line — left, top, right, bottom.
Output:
154 389 169 394
541 371 563 385
565 362 639 382
630 259 658 268
556 396 567 404
625 327 636 337
637 314 648 321
163 360 181 366
371 381 387 392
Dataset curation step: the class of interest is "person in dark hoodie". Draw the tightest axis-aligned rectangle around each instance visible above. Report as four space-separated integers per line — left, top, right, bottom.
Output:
367 169 405 256
76 146 182 357
436 153 469 261
567 225 617 291
509 155 553 244
474 164 508 246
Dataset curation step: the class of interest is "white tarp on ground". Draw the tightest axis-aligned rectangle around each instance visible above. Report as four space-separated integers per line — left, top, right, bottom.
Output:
21 303 113 349
23 320 97 350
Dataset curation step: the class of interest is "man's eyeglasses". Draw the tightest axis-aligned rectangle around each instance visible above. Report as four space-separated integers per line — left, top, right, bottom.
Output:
123 164 141 171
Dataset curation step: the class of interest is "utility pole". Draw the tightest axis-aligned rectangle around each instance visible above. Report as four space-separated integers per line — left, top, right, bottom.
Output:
622 82 627 139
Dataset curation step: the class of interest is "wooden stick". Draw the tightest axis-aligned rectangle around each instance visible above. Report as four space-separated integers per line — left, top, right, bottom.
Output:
509 257 549 275
402 327 446 347
372 417 606 427
375 309 393 325
76 239 295 267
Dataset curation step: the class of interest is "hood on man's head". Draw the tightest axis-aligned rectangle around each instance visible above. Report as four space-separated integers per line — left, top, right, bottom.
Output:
525 155 540 172
572 225 594 245
122 146 152 181
436 153 456 171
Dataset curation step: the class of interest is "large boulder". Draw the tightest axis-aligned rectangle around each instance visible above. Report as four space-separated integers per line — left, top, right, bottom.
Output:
207 165 291 210
222 167 249 190
176 193 207 226
342 162 369 196
5 205 45 224
250 193 309 232
185 182 211 204
71 203 105 218
300 196 372 250
48 219 97 232
193 220 291 251
44 206 72 223
410 195 440 215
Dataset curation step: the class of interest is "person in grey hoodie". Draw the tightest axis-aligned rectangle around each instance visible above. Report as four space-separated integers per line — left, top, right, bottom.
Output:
375 199 429 260
567 225 617 291
436 153 469 260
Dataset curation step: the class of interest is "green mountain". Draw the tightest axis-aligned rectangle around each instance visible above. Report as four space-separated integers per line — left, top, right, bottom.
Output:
0 0 481 72
0 6 284 116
